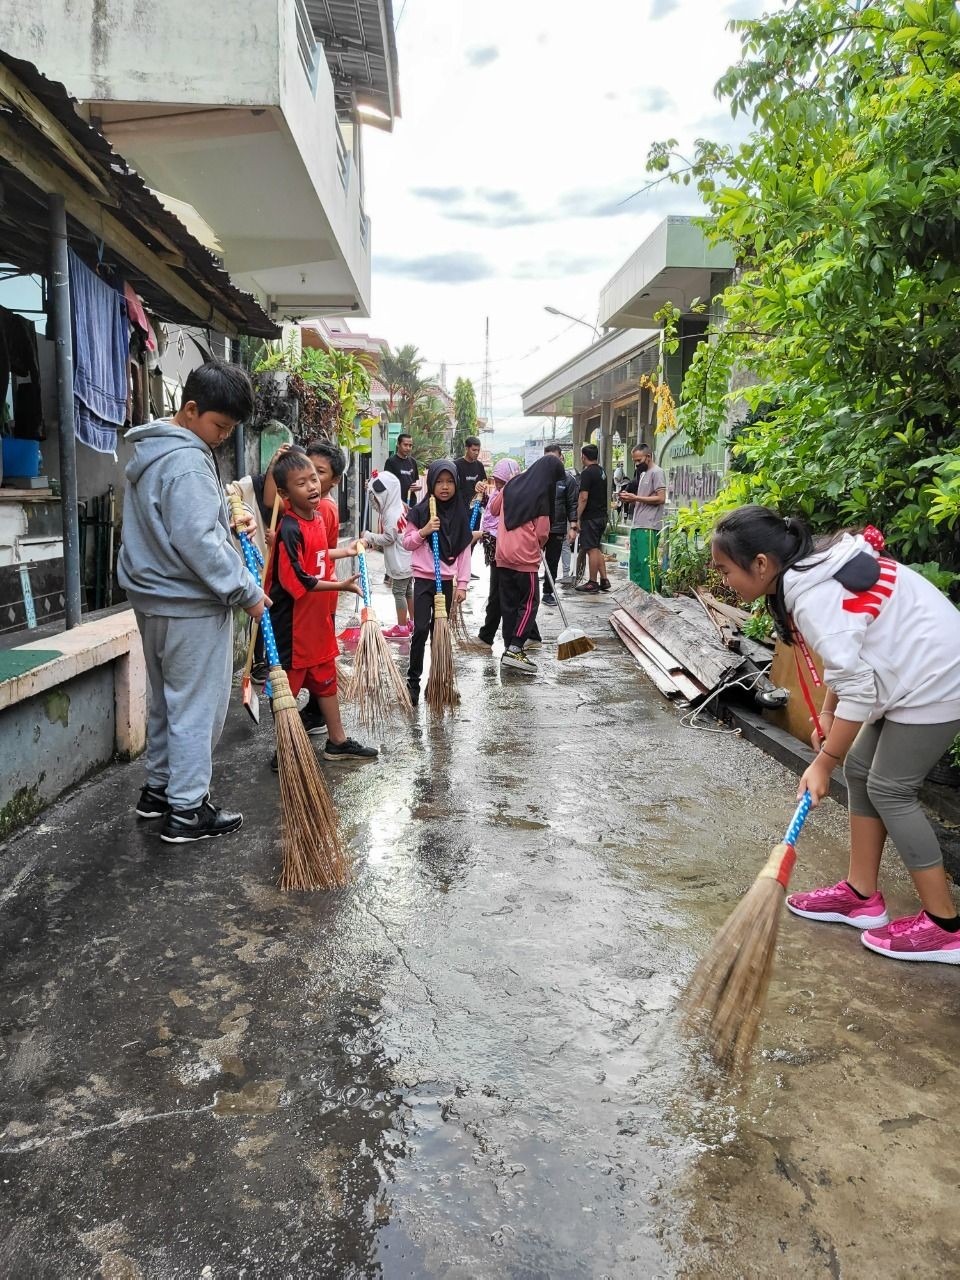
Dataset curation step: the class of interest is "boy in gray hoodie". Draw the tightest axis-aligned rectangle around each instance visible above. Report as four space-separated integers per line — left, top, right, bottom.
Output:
118 361 265 843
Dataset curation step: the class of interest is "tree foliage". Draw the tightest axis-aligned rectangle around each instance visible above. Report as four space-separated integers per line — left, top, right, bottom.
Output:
453 377 478 456
379 343 431 425
651 0 960 580
408 393 454 464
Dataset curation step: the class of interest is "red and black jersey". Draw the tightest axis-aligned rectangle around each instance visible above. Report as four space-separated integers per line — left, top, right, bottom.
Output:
268 508 338 670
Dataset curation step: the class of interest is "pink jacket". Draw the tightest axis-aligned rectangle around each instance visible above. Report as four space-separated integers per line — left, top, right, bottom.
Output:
488 490 549 571
402 522 472 589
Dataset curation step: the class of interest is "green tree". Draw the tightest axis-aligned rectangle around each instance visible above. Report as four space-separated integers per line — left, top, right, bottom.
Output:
452 377 478 456
408 394 454 464
650 0 960 583
379 343 429 424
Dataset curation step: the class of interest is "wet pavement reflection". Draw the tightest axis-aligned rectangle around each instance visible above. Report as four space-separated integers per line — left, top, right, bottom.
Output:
1 564 957 1277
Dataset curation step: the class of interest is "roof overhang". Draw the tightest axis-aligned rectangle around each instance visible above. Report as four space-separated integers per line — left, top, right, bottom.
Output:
599 215 734 330
306 0 401 130
522 329 659 419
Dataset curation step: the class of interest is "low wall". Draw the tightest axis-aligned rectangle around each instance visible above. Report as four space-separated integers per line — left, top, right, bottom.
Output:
0 610 146 839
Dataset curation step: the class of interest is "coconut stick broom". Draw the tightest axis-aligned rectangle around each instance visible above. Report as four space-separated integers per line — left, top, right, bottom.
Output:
344 539 412 729
542 555 595 660
450 499 487 654
681 790 813 1076
425 496 459 712
230 499 350 892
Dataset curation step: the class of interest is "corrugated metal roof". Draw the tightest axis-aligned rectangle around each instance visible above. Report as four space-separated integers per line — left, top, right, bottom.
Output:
0 51 278 338
304 0 401 126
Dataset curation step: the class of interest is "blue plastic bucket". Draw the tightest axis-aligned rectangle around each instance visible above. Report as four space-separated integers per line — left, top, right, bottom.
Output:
1 438 41 477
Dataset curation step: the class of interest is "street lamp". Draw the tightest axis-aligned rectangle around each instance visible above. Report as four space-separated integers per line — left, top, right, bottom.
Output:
544 305 600 340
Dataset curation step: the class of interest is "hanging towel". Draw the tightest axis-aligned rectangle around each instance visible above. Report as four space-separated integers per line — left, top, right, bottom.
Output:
123 281 157 353
68 249 129 454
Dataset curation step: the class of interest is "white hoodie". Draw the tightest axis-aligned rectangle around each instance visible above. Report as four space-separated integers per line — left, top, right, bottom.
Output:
783 534 960 725
364 470 413 579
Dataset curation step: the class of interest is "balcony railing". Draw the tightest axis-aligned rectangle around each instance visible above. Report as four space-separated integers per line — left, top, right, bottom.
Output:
335 120 348 189
294 0 321 94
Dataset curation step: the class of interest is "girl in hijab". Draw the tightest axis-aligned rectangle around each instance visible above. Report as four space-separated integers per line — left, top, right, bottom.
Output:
477 457 520 648
487 454 566 674
365 470 414 637
402 461 474 703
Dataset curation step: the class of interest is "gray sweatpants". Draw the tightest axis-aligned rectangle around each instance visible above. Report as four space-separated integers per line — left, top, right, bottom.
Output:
136 610 234 810
844 717 960 871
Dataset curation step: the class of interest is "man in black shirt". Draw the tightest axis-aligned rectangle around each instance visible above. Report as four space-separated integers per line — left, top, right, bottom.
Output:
455 436 488 508
573 442 610 593
384 432 420 506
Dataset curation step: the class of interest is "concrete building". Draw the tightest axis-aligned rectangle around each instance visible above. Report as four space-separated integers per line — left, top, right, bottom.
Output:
522 217 734 516
0 0 400 323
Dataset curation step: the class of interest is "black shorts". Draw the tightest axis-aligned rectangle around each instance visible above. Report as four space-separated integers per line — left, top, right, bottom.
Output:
579 516 607 551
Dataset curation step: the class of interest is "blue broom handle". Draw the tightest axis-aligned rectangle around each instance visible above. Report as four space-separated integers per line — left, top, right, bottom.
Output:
237 527 281 669
428 496 443 594
470 499 482 531
356 541 372 608
783 791 813 847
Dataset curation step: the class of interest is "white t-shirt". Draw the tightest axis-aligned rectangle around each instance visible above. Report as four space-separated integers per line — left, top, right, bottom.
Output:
631 466 667 531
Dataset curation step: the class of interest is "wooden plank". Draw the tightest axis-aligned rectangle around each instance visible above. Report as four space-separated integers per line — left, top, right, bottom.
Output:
618 583 743 689
609 614 681 697
612 610 685 675
610 610 706 702
0 63 112 198
0 116 244 337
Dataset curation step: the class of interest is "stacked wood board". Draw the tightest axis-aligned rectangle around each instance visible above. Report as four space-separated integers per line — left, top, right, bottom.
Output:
609 583 773 703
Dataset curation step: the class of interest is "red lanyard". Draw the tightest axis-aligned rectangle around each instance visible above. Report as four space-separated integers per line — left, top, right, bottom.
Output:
790 617 825 742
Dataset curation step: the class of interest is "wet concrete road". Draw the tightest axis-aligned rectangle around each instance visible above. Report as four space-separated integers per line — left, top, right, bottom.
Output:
1 564 959 1278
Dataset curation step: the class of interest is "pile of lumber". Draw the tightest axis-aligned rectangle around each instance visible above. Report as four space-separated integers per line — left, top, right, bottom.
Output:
609 584 772 703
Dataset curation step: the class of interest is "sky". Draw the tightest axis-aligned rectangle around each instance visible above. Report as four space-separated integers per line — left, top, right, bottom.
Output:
362 0 765 450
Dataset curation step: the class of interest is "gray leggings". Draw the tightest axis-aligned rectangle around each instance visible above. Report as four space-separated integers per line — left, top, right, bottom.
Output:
844 718 960 871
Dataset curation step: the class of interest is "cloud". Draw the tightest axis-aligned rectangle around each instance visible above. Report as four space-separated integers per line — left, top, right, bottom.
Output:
411 186 466 205
466 45 499 68
512 252 608 280
374 252 495 284
478 188 523 208
650 0 679 16
638 86 674 113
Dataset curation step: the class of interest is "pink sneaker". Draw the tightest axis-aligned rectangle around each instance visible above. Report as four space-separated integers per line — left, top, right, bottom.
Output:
382 624 408 639
861 911 960 963
786 880 889 929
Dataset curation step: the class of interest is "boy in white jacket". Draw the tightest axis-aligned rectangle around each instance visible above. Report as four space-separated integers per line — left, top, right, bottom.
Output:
711 505 960 965
365 471 414 637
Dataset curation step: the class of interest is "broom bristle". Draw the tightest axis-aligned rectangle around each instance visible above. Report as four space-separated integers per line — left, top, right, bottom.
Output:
344 611 412 729
270 667 351 892
557 632 596 661
450 597 488 653
681 870 788 1076
425 604 459 712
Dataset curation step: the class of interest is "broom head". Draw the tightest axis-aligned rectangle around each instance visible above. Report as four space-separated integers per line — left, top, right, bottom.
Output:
425 593 459 712
681 840 796 1076
450 595 488 654
270 665 351 892
557 624 596 661
344 606 412 728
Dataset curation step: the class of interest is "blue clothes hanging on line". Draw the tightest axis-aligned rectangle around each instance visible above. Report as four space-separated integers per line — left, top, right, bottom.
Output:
67 248 129 455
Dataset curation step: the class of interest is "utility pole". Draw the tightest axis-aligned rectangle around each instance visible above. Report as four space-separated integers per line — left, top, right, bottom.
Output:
480 316 493 433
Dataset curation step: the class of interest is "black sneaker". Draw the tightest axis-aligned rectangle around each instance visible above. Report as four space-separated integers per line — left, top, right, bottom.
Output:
250 660 269 684
270 752 280 773
160 798 243 843
599 578 612 592
136 785 168 819
407 680 420 706
575 581 600 594
542 593 557 607
299 705 326 736
323 737 379 762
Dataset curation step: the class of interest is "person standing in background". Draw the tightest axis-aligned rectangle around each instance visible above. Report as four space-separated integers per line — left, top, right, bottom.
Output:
619 444 667 591
384 432 420 506
541 443 578 606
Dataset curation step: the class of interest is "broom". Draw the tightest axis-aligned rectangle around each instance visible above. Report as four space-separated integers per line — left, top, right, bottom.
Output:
241 494 282 723
681 789 813 1075
229 498 350 893
450 499 487 654
542 554 596 660
338 490 370 645
344 539 413 729
425 495 459 712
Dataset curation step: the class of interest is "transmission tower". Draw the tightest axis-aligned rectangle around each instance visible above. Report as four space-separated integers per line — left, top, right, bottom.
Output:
479 316 493 433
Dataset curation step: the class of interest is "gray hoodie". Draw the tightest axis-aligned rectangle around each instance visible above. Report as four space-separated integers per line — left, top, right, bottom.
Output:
117 419 263 617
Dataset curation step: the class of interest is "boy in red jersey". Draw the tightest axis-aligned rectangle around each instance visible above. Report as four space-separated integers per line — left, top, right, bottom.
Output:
269 447 377 763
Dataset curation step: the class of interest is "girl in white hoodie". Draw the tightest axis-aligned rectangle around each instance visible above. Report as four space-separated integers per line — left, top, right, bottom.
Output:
365 471 415 637
711 505 960 965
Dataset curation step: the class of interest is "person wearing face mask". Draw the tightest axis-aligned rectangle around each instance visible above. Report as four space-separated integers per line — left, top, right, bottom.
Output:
619 443 666 591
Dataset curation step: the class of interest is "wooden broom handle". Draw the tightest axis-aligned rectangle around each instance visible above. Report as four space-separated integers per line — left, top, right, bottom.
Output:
242 493 282 678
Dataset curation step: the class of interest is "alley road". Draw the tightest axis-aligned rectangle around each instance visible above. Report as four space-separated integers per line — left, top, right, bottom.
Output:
1 565 958 1278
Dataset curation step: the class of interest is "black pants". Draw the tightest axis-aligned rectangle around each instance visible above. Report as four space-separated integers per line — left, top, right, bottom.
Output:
543 533 563 593
408 576 453 684
480 562 502 645
499 567 540 650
